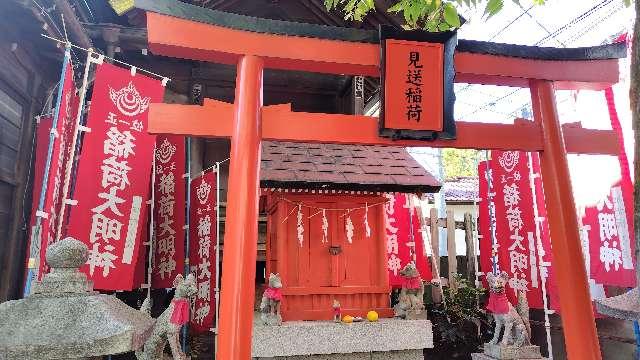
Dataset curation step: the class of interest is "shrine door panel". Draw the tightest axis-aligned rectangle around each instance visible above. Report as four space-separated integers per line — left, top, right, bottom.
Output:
337 200 381 287
266 207 278 276
307 201 333 287
284 201 309 287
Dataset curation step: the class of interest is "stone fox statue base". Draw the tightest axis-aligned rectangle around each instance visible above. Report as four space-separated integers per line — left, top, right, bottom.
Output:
136 274 197 360
260 273 283 325
472 271 545 360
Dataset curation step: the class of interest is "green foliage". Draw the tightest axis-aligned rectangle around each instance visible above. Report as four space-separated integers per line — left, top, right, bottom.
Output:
442 148 479 180
324 0 376 21
324 0 540 32
325 0 633 32
442 274 486 322
426 275 492 359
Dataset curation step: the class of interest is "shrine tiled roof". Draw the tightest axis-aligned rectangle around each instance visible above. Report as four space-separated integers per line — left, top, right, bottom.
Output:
426 176 479 203
260 141 441 194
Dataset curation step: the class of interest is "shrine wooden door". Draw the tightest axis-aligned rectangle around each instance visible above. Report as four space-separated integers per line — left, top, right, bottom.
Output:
266 193 392 321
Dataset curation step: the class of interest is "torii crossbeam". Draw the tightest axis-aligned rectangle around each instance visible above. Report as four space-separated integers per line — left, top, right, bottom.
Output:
133 0 628 358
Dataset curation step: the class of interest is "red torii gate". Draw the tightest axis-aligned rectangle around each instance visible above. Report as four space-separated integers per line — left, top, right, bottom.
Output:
135 0 626 358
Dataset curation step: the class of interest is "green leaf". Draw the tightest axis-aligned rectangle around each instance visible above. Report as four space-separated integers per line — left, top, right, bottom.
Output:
388 1 405 13
484 0 504 18
443 3 461 27
439 22 451 31
624 0 632 6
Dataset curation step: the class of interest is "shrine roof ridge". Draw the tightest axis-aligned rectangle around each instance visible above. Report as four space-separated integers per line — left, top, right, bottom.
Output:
259 141 441 194
133 0 626 61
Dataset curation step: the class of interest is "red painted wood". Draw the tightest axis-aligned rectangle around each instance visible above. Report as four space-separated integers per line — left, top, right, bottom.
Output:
146 12 619 85
266 194 392 321
216 55 263 360
531 80 601 360
148 102 619 155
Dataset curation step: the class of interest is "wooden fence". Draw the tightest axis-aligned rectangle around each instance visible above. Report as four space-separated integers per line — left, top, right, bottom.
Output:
417 207 479 302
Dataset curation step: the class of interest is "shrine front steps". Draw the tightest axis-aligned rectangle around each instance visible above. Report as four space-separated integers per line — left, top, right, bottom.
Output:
252 317 432 360
254 350 422 360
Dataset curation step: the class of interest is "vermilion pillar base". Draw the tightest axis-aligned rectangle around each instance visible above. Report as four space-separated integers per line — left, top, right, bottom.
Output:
216 55 264 360
530 80 601 360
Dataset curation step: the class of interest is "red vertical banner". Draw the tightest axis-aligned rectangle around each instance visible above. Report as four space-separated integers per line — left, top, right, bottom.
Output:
487 151 543 308
152 135 186 288
477 160 496 287
529 153 560 311
582 180 636 287
67 62 164 290
189 172 216 332
26 116 52 271
384 193 432 287
38 62 77 277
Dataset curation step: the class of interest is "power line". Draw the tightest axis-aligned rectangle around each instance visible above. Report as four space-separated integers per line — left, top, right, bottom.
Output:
456 4 536 96
459 0 615 120
535 0 614 46
488 5 534 41
516 2 567 47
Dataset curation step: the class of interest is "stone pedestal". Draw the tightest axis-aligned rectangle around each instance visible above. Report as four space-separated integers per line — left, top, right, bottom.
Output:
405 309 428 320
261 313 283 326
471 343 547 360
252 316 432 359
0 238 154 359
256 350 423 360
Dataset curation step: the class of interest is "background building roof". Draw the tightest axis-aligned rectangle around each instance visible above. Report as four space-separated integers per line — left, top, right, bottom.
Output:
426 176 479 203
260 141 441 194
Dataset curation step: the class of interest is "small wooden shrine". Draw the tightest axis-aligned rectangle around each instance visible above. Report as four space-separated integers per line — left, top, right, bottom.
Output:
260 141 440 321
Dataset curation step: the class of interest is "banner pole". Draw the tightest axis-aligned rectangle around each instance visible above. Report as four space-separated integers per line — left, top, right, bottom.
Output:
54 48 97 245
215 161 221 356
528 152 554 359
472 153 481 288
24 44 72 296
182 136 191 352
41 34 170 84
484 150 498 275
147 144 157 300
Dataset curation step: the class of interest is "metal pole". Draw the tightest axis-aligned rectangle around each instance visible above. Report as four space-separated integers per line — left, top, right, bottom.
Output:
484 150 498 275
217 55 263 360
24 45 71 296
182 136 191 352
531 80 601 360
436 149 447 258
527 152 554 359
214 161 221 355
54 48 96 246
471 153 481 287
147 145 156 301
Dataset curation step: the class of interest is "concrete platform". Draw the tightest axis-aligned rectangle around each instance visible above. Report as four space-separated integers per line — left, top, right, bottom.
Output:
471 354 548 360
252 317 432 359
471 344 547 360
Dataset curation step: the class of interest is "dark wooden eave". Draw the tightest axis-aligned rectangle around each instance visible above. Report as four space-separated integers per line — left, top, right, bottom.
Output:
131 0 626 61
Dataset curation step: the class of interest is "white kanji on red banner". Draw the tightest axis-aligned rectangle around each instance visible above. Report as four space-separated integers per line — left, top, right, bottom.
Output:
189 172 216 333
67 62 164 290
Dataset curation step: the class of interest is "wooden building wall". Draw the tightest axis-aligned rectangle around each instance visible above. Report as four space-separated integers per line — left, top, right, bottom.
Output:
0 4 58 301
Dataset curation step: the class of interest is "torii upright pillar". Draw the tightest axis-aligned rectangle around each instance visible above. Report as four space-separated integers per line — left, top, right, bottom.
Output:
531 80 601 360
217 55 264 360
